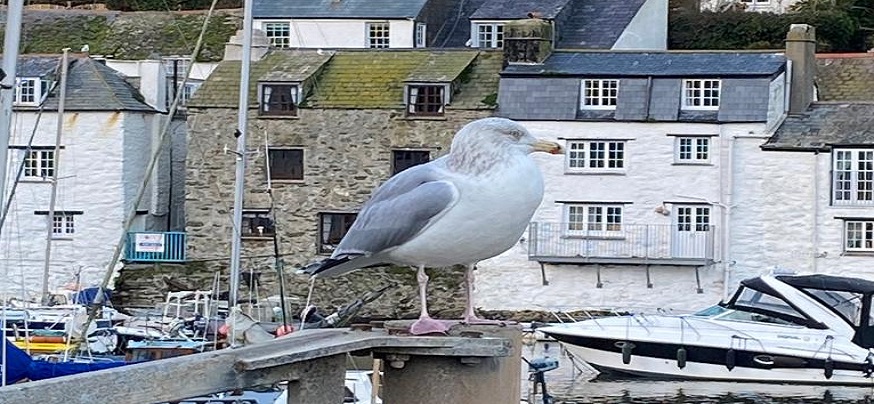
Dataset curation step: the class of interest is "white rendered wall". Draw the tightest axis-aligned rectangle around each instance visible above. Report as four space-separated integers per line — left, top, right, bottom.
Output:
254 19 416 48
700 0 800 13
0 111 153 299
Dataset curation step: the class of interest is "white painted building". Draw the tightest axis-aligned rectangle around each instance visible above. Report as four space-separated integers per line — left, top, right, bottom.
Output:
0 55 162 300
474 24 820 313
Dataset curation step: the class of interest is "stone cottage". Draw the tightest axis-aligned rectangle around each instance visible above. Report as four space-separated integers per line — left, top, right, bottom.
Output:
181 48 502 318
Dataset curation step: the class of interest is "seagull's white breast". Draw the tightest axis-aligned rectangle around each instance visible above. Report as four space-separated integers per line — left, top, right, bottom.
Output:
387 154 544 267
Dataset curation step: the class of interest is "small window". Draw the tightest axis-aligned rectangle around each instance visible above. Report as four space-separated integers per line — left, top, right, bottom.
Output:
161 57 191 77
846 220 874 252
407 85 445 116
415 23 427 48
259 84 299 117
675 137 710 164
241 210 275 238
580 80 618 110
14 78 39 105
566 204 623 234
264 22 291 48
682 79 720 110
367 22 390 48
24 149 55 178
268 148 304 181
319 213 357 254
51 213 75 238
167 81 202 107
474 23 504 48
676 206 710 232
392 150 430 175
566 140 626 173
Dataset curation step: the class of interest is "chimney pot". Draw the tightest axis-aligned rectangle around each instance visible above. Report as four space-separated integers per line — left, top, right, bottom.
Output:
785 24 816 114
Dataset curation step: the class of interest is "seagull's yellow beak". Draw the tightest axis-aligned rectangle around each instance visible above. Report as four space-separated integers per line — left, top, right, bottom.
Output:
533 139 564 155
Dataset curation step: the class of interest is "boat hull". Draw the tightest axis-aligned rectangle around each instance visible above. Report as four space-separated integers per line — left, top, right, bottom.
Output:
552 334 874 385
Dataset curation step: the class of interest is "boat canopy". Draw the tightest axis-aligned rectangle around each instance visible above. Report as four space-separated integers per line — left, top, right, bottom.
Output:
727 277 828 329
777 274 874 295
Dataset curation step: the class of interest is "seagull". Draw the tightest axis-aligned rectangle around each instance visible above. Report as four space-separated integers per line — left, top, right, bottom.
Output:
301 117 563 334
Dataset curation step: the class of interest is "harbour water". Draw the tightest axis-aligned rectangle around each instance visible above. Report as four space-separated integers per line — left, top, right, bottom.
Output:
521 342 874 404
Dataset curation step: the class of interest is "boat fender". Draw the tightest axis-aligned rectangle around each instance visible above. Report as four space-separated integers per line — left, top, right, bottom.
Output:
725 348 736 371
865 357 874 377
615 341 635 365
824 358 834 379
676 347 687 369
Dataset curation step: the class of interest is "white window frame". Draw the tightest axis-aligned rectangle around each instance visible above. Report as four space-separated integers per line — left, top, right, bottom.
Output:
161 56 191 77
263 22 292 48
565 204 624 236
405 83 449 116
675 206 711 232
845 220 874 252
258 83 300 116
24 149 56 179
415 23 427 48
167 80 202 107
566 140 626 173
472 22 504 48
51 213 75 238
675 136 711 164
580 79 619 110
682 79 720 110
366 22 391 49
14 78 40 106
834 149 874 206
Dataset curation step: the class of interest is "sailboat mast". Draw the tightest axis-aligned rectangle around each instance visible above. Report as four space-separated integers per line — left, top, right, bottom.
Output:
40 49 70 304
0 0 24 228
229 0 255 314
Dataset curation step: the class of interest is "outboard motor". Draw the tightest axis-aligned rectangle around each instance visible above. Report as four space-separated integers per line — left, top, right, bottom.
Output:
524 355 560 404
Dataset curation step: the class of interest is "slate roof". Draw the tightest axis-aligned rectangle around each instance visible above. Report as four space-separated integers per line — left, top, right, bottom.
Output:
470 0 570 19
815 54 874 102
764 103 874 151
188 51 333 109
557 0 647 49
189 49 500 110
253 0 428 19
8 55 155 112
431 0 488 48
502 51 787 77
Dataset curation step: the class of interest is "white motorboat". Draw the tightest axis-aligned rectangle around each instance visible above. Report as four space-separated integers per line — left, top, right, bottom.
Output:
538 273 874 385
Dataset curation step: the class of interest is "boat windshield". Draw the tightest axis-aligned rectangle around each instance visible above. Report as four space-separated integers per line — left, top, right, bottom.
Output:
693 305 727 317
724 286 809 326
795 288 873 327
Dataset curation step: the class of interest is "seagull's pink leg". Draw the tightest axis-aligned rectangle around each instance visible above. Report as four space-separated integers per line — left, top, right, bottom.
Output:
463 264 507 326
410 265 451 335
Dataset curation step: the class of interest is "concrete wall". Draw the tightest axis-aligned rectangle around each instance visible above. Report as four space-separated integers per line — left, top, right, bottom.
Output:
253 19 417 49
0 112 150 299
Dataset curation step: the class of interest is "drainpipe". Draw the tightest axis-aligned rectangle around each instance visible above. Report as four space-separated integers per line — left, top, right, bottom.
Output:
722 136 735 300
813 150 820 273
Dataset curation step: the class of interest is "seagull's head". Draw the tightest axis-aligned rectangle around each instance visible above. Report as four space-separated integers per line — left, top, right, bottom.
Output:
451 117 563 157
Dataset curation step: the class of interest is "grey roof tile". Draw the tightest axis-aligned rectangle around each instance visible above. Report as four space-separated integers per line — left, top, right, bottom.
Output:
557 0 646 49
470 0 571 19
16 55 59 77
502 51 787 77
253 0 428 19
765 103 874 150
39 57 156 113
431 0 489 48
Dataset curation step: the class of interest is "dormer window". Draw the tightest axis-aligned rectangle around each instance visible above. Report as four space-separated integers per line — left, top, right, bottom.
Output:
259 84 299 117
14 78 49 106
682 79 720 110
580 79 618 110
406 84 447 117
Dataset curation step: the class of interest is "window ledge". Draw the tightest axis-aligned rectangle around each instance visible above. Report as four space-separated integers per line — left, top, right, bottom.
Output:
241 236 275 241
564 171 626 176
562 235 626 241
20 179 52 183
51 237 74 241
681 107 719 112
672 162 713 166
404 115 447 121
269 179 305 184
842 251 874 257
257 114 299 120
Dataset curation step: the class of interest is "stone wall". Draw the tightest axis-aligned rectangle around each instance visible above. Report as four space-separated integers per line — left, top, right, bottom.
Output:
141 107 495 318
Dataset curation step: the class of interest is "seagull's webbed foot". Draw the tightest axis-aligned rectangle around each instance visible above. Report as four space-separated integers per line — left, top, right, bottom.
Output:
409 315 452 335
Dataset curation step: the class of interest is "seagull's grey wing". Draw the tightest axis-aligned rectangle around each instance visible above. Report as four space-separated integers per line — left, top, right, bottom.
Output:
334 162 459 257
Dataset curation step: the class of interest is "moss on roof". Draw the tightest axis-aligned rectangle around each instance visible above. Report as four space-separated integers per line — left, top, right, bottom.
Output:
816 55 874 102
189 49 501 111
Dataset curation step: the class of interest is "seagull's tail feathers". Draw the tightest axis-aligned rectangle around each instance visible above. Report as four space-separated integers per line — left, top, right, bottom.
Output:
298 254 387 278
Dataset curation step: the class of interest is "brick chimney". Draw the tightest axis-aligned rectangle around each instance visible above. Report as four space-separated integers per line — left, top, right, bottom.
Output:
502 18 553 66
785 24 816 114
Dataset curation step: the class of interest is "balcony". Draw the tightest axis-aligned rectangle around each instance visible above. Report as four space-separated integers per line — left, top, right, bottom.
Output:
124 232 187 263
528 223 715 266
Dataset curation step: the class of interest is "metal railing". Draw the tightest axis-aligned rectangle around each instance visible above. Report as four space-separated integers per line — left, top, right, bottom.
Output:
528 222 714 261
124 232 187 263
